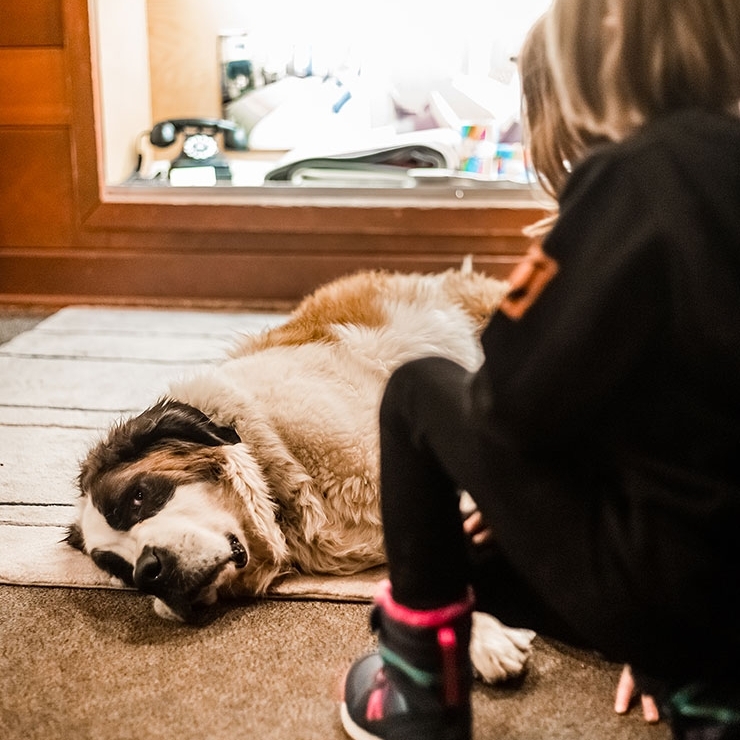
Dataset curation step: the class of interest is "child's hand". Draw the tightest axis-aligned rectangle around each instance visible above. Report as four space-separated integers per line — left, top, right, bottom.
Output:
462 506 494 546
614 664 660 723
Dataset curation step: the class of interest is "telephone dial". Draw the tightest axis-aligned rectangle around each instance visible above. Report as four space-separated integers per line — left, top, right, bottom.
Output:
149 118 247 182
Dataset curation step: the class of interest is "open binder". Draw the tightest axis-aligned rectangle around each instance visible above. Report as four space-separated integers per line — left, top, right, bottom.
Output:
264 128 461 185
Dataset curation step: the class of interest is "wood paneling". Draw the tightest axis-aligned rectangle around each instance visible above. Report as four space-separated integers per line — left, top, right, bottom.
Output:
0 0 64 47
0 49 69 125
0 129 74 246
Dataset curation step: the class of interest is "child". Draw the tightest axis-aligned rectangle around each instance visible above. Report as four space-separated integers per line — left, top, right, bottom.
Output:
340 0 740 739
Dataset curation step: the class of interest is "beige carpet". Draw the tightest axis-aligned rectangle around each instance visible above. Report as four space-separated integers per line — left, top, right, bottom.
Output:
0 306 383 601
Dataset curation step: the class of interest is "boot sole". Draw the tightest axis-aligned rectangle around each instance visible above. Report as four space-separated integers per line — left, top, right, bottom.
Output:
340 701 382 740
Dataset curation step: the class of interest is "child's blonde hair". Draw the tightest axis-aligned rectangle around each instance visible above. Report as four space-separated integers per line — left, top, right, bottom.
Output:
519 14 604 235
545 0 740 142
519 14 594 201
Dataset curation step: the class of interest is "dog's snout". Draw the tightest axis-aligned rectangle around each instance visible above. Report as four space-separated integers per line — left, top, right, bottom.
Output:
134 546 176 592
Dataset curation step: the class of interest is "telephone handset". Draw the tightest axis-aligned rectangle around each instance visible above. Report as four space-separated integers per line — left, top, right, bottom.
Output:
149 118 247 182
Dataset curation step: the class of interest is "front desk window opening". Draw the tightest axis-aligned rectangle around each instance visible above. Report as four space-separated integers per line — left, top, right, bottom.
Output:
95 0 552 190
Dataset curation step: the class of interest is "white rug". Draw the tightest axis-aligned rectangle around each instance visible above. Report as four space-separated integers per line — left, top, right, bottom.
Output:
0 306 383 602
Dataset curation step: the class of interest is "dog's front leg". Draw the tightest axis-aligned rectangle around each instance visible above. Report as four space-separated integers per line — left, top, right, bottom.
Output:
470 611 536 683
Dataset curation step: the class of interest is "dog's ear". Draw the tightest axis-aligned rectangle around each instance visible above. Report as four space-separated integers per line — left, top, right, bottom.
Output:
221 445 289 565
135 399 241 449
102 399 239 463
225 415 327 542
79 399 241 492
64 521 85 551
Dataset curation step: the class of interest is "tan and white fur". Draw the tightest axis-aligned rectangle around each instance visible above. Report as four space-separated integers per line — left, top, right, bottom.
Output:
68 265 535 682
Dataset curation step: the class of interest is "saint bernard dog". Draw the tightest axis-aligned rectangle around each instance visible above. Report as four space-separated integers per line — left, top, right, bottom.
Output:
66 265 536 683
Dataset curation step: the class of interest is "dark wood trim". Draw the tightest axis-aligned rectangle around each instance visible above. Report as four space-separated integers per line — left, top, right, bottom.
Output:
0 247 522 306
62 0 103 226
83 198 543 236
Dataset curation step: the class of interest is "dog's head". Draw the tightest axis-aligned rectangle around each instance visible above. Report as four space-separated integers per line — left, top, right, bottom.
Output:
67 399 293 622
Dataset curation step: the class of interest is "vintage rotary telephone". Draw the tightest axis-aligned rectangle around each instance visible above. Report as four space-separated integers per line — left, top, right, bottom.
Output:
149 118 248 183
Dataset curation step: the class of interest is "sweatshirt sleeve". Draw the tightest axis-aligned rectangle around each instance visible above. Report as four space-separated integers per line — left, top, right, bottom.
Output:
478 151 670 449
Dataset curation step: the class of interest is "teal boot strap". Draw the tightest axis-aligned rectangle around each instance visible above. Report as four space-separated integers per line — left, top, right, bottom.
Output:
670 683 740 725
379 644 438 690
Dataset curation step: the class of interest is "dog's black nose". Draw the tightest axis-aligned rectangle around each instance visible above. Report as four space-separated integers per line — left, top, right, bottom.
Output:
134 546 176 592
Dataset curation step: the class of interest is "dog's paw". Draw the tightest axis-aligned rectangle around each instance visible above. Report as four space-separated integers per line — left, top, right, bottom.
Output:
470 611 536 683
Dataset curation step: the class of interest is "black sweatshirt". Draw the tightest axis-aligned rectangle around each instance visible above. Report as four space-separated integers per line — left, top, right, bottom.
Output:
474 108 740 681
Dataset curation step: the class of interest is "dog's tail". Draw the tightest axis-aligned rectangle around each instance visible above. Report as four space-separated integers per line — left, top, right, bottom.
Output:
460 254 474 274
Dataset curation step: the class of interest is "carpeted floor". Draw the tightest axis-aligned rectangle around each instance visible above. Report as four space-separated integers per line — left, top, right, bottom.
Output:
0 306 671 740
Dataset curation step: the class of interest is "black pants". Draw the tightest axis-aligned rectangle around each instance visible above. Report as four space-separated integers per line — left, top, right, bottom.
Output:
379 356 582 643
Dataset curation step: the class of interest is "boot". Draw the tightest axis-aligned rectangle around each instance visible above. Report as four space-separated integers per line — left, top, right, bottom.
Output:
341 579 474 740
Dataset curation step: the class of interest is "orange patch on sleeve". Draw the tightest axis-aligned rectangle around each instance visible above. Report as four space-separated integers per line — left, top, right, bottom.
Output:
499 243 559 320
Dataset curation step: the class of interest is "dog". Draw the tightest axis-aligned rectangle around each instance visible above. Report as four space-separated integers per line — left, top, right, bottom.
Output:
66 265 535 682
